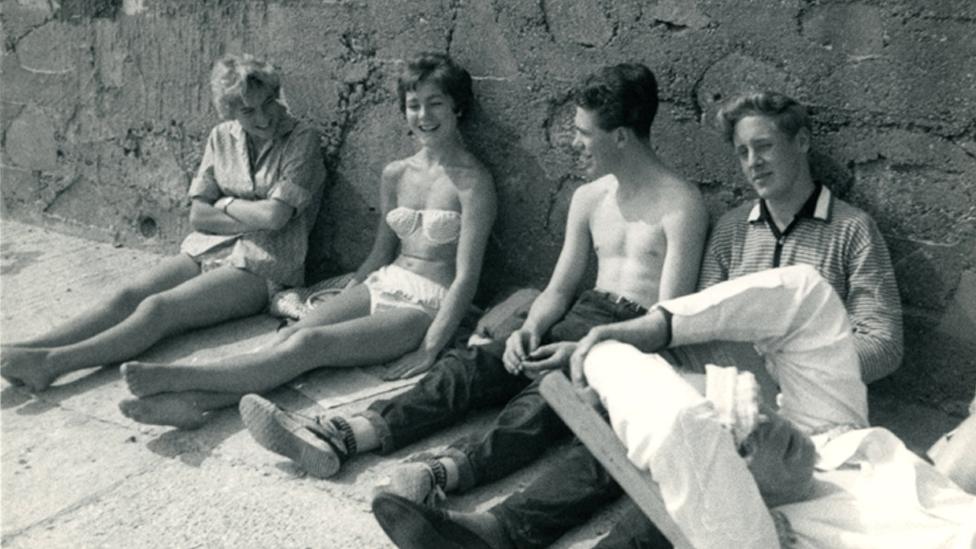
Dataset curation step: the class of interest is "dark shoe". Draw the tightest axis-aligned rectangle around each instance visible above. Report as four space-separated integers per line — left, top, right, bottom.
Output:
239 394 348 478
373 460 446 506
372 493 493 549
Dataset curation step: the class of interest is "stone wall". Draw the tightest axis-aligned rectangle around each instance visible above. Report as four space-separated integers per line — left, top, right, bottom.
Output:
2 0 974 410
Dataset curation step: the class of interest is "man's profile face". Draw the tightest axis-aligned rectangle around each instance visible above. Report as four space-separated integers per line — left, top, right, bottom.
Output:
732 115 810 204
572 107 617 178
745 410 816 507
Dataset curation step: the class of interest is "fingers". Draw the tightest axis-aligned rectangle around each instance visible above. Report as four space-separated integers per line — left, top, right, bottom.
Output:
570 336 596 387
502 334 523 375
503 330 538 376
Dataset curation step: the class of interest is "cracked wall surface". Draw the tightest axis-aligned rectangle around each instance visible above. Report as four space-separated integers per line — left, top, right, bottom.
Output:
2 0 974 410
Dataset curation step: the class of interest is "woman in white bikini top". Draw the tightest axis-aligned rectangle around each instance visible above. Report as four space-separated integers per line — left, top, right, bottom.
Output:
385 207 463 245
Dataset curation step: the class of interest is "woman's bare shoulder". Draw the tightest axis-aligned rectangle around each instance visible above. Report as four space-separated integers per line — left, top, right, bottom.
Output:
447 152 494 191
382 157 412 181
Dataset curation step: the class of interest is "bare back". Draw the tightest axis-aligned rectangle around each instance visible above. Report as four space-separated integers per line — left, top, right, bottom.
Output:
586 173 707 307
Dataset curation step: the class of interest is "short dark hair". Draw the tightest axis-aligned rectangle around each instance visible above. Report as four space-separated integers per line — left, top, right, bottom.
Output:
716 92 810 142
573 63 659 139
397 52 473 118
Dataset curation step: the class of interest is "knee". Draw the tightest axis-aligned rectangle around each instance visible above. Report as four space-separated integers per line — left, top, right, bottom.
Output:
109 285 145 312
136 293 179 325
282 327 329 353
584 341 653 380
784 264 830 297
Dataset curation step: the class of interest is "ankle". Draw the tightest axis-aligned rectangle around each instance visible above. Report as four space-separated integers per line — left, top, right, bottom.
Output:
437 457 459 492
347 416 379 453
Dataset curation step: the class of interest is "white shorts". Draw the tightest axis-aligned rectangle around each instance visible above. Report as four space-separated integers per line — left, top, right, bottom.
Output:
363 264 448 319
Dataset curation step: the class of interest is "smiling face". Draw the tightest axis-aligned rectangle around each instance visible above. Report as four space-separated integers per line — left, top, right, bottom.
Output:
732 115 810 204
745 410 817 507
229 86 283 142
572 107 619 178
404 80 460 147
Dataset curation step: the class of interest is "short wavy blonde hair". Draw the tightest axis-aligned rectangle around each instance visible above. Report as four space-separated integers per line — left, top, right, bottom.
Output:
210 54 286 119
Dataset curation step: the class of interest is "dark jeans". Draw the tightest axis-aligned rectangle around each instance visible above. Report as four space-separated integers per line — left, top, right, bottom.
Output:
360 289 646 491
493 438 671 549
487 342 767 548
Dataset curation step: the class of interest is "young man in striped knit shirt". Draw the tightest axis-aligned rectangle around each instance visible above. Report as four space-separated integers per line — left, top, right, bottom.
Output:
372 92 912 549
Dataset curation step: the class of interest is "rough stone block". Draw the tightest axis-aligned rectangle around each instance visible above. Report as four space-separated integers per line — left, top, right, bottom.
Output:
648 0 711 30
816 18 976 134
543 0 614 47
695 52 802 125
801 3 884 57
4 107 58 171
452 1 519 78
849 161 975 245
0 0 55 44
364 0 451 60
0 166 41 213
15 21 84 73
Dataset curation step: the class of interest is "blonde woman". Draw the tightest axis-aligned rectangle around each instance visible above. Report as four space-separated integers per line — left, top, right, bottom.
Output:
118 52 496 429
1 54 326 395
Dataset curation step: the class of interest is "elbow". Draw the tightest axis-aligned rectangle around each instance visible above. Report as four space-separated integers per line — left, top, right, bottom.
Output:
266 213 291 231
260 207 292 231
449 269 480 295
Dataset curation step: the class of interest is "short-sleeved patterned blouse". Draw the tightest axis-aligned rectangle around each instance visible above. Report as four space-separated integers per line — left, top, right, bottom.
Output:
180 115 326 287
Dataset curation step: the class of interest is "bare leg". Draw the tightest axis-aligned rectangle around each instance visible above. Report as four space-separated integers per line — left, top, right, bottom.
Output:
119 390 241 430
5 255 200 349
2 265 268 392
123 292 431 396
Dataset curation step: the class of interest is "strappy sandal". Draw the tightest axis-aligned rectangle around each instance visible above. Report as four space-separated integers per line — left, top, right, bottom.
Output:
239 394 353 478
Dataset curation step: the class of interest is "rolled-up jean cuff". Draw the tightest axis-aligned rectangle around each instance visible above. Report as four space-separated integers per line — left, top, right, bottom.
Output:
356 409 395 455
441 447 477 493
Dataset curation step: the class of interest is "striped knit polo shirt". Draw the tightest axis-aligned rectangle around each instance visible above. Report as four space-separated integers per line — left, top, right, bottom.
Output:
698 185 903 383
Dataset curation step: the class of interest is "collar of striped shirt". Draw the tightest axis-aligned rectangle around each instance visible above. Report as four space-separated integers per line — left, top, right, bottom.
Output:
749 184 833 238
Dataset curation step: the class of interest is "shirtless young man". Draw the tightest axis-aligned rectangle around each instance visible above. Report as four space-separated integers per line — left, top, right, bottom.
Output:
238 63 708 503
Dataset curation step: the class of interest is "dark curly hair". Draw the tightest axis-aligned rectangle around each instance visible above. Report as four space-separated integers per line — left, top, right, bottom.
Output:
573 63 659 139
397 52 474 118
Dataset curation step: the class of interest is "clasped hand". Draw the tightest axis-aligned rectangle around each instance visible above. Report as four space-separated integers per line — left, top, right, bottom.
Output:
502 329 576 379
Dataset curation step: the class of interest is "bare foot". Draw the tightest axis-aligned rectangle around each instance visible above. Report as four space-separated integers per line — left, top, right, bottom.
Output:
119 394 207 430
121 361 180 397
0 346 58 392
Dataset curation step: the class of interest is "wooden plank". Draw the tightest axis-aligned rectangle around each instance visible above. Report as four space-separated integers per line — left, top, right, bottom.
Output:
540 372 693 549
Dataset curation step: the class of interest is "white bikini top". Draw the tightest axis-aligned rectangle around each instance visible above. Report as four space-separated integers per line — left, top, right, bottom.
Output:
386 206 462 244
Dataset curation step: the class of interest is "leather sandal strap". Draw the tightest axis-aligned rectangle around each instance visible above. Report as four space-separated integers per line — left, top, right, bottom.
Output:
305 417 350 462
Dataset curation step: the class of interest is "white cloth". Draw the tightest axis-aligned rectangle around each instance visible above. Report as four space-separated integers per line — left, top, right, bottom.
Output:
786 428 976 549
586 342 779 549
586 265 975 549
661 264 867 435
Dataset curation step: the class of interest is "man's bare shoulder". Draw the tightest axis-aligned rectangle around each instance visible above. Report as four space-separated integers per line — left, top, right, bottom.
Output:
573 174 616 206
658 171 704 207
